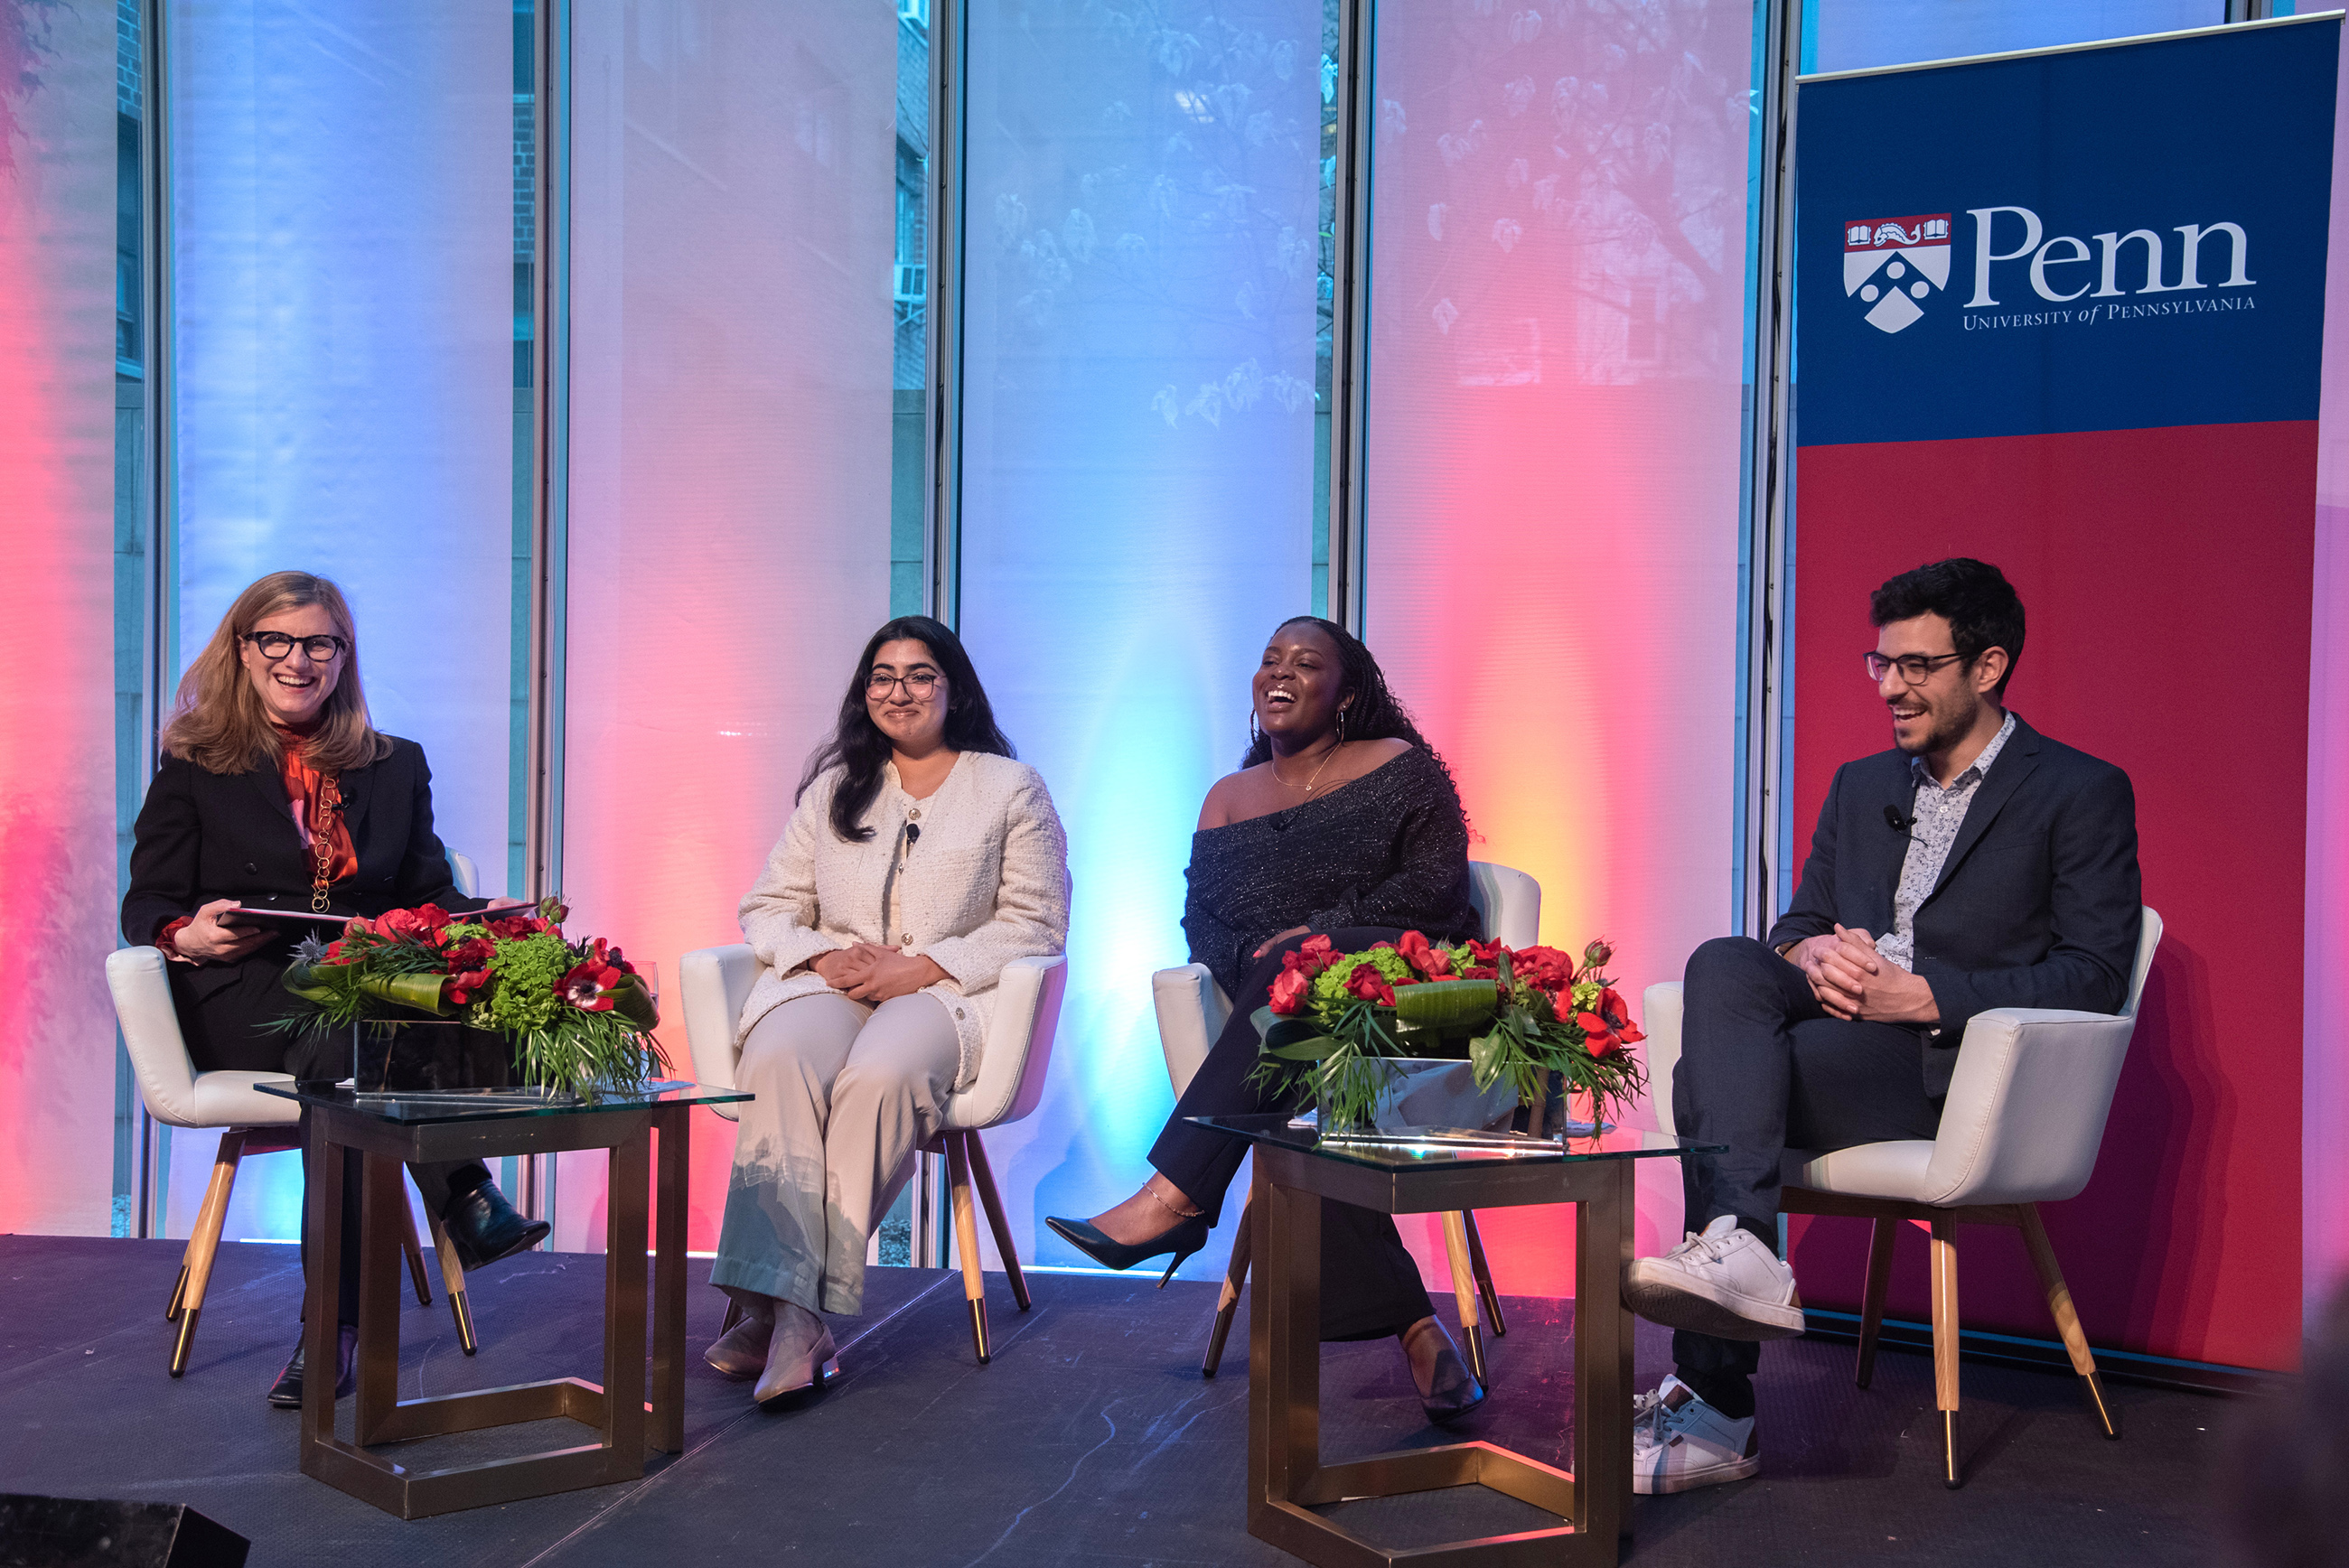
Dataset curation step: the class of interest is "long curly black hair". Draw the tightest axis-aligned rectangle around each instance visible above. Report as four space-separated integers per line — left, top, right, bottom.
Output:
797 615 1016 842
1240 616 1465 807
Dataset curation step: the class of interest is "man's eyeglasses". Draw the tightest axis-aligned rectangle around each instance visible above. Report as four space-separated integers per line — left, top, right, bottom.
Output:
1863 650 1969 685
866 670 940 698
244 631 349 663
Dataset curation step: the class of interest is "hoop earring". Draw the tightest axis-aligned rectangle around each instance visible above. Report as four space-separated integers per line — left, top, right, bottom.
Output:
1334 705 1349 742
1249 713 1264 750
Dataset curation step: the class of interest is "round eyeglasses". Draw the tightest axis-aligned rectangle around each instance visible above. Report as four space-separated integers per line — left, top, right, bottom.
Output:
244 631 349 663
1863 650 1970 685
866 670 940 697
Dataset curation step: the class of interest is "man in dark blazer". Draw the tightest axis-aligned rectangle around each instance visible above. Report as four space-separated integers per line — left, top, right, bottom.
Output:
1622 558 2141 1495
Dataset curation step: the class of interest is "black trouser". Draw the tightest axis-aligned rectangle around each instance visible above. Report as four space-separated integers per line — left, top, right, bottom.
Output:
285 1032 489 1327
1671 936 1943 1418
1149 929 1436 1342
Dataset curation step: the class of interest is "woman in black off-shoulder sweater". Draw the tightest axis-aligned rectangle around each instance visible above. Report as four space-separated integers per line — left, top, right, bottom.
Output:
1047 617 1488 1423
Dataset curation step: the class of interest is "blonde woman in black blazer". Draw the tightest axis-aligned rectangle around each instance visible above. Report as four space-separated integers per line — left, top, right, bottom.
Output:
123 571 547 1407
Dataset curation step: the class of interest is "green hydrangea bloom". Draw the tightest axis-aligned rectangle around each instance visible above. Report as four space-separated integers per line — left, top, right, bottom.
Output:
1307 945 1417 1017
470 931 572 1034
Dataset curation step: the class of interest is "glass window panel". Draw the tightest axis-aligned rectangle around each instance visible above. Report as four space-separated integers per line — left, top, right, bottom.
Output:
954 0 1326 1280
1807 0 2219 76
563 0 900 1250
164 0 519 1240
1359 0 1756 1284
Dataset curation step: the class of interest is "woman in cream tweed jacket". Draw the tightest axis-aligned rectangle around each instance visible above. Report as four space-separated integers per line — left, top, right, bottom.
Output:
734 751 1068 1088
708 615 1067 1407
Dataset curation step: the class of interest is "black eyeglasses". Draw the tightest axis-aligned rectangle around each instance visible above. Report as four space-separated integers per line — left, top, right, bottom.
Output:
244 632 349 663
866 669 940 697
1864 650 1969 685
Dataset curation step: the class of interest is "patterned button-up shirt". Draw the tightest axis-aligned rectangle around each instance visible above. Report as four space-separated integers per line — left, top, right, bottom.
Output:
1874 710 2017 973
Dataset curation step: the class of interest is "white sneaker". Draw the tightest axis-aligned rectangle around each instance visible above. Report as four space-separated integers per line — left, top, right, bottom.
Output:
1623 1214 1805 1340
1632 1375 1760 1494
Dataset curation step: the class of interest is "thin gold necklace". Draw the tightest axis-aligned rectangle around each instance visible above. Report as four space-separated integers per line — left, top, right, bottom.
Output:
1271 739 1343 796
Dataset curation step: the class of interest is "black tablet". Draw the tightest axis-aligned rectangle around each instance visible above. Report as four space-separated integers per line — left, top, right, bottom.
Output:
223 906 353 931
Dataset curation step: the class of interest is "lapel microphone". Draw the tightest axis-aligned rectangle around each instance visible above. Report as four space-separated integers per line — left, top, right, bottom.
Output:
905 823 922 847
1884 804 1914 835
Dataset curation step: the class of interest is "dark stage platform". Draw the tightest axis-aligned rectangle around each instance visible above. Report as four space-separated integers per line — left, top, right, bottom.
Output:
0 1235 2229 1565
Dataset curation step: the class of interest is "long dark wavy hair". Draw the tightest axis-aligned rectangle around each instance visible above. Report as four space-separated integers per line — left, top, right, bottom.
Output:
1240 616 1465 806
798 616 1016 842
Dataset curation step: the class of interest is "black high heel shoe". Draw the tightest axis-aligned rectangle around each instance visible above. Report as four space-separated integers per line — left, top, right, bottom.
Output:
1043 1212 1211 1285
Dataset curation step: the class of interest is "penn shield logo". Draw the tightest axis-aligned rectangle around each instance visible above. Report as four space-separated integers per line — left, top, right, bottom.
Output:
1844 214 1951 333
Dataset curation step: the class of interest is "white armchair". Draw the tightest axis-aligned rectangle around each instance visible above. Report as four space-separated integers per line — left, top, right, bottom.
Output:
678 945 1068 1365
1640 907 2163 1488
1149 861 1540 1379
109 848 491 1375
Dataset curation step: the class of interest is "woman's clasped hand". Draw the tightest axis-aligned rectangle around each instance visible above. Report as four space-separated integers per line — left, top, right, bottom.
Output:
806 942 950 1002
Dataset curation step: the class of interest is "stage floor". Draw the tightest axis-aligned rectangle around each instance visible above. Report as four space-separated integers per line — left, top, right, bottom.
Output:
0 1235 2228 1565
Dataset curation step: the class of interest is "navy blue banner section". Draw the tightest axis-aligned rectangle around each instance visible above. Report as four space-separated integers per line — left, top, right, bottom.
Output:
1797 19 2340 447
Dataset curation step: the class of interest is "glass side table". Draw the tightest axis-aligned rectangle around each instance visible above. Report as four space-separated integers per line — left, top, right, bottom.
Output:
257 1079 751 1520
1190 1115 1724 1568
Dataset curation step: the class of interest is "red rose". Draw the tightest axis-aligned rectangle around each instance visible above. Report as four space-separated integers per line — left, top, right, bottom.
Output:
1268 966 1311 1015
1582 938 1614 972
1513 945 1575 991
445 938 495 971
447 967 492 1005
1465 938 1508 968
488 914 549 940
1343 962 1396 1006
1397 930 1453 978
1284 933 1337 979
1463 966 1498 981
319 939 354 966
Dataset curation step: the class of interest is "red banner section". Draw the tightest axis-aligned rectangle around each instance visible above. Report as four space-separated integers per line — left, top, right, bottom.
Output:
1790 420 2316 1370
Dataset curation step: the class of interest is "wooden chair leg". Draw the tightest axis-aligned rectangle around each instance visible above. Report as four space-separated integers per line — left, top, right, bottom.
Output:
1855 1216 1897 1389
1203 1199 1253 1378
1441 1210 1488 1386
962 1130 1030 1313
1929 1216 1961 1489
398 1187 433 1307
1461 1209 1506 1339
171 1131 247 1377
423 1206 478 1355
943 1133 990 1365
2017 1203 2118 1439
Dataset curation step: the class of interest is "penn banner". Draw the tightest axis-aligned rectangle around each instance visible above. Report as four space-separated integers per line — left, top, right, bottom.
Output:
1790 16 2342 1373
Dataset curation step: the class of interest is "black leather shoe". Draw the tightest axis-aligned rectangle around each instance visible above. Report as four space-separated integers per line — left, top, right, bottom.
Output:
441 1181 549 1272
268 1326 357 1408
1406 1318 1487 1426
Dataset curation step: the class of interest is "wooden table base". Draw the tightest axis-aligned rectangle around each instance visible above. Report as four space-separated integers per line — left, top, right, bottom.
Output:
298 1107 687 1520
1247 1152 1634 1567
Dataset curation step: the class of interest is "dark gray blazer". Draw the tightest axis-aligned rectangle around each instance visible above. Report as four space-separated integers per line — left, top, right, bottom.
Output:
1766 715 2142 1097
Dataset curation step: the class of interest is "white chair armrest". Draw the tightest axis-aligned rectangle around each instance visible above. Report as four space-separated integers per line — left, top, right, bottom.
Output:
447 848 480 899
678 943 761 1122
1641 981 1683 1136
1467 861 1542 948
941 954 1066 1132
1920 1005 2138 1207
109 947 206 1128
1153 964 1229 1099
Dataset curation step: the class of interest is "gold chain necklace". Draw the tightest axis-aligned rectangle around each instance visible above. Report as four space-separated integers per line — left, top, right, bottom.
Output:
310 776 342 913
1270 741 1343 798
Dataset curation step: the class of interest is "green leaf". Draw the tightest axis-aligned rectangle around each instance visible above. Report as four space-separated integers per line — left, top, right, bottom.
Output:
1390 978 1499 1031
1468 1031 1507 1090
1268 1035 1343 1061
356 972 453 1016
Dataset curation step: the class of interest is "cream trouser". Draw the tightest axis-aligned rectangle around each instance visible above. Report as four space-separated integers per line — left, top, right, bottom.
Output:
709 990 959 1317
